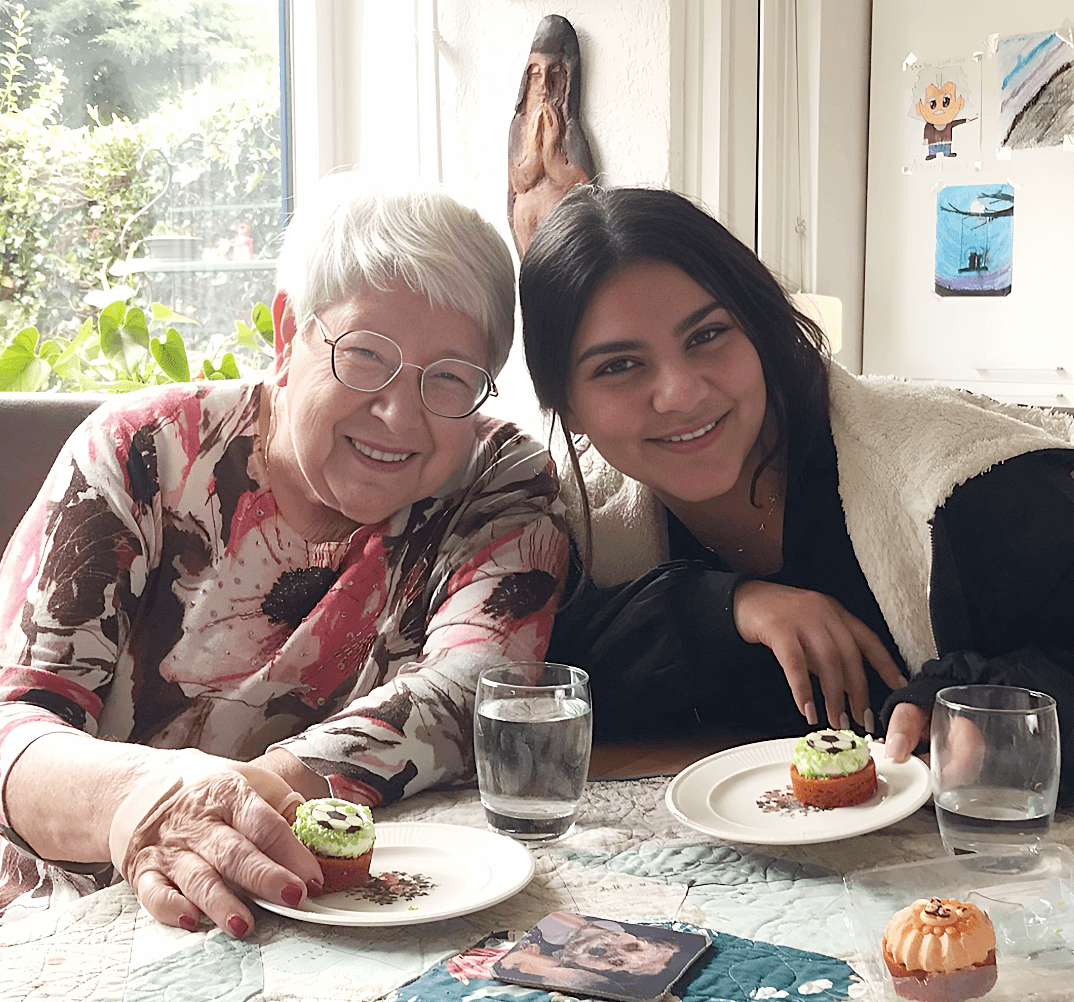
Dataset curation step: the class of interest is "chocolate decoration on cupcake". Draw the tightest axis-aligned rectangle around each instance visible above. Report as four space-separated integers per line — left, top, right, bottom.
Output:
292 797 376 893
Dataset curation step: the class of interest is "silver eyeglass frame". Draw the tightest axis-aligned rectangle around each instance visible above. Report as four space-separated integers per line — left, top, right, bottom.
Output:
312 315 497 419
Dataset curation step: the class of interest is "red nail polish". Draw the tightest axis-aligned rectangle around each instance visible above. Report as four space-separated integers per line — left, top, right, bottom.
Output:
306 879 324 898
179 914 198 933
227 915 249 938
281 883 303 908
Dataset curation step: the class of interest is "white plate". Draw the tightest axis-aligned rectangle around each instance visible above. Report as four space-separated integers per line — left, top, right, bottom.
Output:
665 737 931 845
253 822 535 926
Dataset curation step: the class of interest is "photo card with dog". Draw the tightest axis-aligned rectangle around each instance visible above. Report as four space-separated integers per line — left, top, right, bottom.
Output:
491 911 711 1002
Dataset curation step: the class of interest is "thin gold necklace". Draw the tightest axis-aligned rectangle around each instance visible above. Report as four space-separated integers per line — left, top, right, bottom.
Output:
736 488 782 554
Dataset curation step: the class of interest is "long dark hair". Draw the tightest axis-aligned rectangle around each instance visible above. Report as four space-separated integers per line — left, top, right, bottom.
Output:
519 185 830 558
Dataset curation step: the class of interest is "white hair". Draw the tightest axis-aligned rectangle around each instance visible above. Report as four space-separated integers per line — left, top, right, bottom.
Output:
275 172 515 376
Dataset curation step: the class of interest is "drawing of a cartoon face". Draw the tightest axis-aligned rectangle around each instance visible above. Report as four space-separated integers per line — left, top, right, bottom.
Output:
917 81 965 125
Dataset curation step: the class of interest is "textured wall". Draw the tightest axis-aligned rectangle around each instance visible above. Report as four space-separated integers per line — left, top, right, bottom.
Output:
438 1 673 247
437 0 674 431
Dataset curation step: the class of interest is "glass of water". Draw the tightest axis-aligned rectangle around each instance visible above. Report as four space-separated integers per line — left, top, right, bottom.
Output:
932 685 1060 854
474 662 592 843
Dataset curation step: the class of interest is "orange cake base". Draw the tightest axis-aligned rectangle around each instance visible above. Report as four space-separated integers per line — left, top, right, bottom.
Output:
790 756 876 808
316 847 373 893
883 950 997 1002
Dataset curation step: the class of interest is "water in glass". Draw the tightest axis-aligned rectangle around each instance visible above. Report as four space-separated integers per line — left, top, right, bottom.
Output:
935 787 1053 853
475 692 592 841
931 685 1060 855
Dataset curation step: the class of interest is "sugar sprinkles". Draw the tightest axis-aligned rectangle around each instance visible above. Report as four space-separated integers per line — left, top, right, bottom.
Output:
756 785 828 815
346 871 437 905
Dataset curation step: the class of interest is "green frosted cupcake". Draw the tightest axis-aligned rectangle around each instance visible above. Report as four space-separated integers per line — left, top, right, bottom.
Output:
792 729 871 778
790 729 877 808
292 798 376 892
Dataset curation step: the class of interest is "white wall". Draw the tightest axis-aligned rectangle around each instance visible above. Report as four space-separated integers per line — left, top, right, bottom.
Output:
757 0 871 371
812 0 871 372
863 0 1074 405
436 1 676 434
290 1 876 427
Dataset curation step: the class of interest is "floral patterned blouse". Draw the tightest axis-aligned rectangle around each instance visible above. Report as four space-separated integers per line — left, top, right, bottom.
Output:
0 381 567 922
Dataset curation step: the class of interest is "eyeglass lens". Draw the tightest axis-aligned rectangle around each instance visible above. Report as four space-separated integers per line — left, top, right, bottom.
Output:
332 330 490 417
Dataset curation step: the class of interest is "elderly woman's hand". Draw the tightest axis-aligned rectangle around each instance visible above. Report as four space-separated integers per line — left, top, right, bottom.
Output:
108 751 324 936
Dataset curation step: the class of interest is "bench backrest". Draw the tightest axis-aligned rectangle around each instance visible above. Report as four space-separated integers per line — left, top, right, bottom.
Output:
0 393 104 557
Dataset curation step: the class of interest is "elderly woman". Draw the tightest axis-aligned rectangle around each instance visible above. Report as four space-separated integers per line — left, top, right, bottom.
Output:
0 175 567 934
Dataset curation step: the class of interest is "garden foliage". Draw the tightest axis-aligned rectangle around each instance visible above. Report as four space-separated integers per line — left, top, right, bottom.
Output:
0 0 280 390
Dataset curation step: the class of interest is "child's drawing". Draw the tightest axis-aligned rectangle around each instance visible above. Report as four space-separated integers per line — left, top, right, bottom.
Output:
997 30 1074 150
935 184 1014 297
905 60 979 171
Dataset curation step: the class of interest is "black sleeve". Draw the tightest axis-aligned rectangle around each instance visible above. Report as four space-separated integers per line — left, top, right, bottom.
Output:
547 556 807 739
880 448 1074 790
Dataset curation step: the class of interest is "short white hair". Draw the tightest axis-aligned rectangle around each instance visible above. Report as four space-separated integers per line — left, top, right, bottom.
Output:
276 173 515 376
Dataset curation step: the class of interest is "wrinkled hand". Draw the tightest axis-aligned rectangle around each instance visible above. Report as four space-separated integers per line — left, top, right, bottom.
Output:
733 580 906 730
108 752 322 937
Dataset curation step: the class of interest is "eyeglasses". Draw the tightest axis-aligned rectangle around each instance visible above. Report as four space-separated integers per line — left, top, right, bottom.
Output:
313 315 497 419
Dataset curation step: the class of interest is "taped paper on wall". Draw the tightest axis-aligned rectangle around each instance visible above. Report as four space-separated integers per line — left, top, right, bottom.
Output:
904 57 981 172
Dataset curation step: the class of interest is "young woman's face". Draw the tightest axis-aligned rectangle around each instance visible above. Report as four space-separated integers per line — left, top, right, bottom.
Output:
565 258 768 505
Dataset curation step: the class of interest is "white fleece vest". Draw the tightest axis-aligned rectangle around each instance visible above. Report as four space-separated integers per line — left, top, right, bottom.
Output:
567 363 1074 673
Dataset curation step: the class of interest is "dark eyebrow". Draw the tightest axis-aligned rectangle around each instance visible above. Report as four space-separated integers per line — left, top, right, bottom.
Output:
574 300 725 366
674 301 724 335
575 339 645 365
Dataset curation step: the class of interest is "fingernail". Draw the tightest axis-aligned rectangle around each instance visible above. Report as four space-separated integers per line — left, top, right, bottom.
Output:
804 701 818 726
306 879 324 898
179 914 198 933
227 915 249 939
864 709 876 734
839 712 850 730
281 883 303 909
885 734 910 761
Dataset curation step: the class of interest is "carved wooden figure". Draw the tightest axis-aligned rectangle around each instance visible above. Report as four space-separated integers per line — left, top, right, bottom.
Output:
508 15 596 255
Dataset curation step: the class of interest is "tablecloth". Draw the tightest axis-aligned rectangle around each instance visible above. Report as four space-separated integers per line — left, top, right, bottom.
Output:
3 777 1071 1002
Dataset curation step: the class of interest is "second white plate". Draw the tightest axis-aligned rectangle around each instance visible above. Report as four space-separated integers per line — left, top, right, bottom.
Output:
254 821 535 926
665 737 931 845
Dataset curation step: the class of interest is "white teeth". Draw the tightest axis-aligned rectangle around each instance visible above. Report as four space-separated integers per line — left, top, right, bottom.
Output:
350 439 412 463
662 420 718 443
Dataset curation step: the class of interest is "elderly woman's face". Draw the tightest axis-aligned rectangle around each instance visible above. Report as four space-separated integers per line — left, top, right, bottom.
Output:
277 283 485 528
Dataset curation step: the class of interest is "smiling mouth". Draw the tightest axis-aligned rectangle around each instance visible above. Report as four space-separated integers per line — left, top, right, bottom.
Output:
657 419 718 443
349 438 414 463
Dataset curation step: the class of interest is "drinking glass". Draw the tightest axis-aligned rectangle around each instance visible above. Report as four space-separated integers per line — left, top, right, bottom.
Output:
931 685 1060 854
474 662 592 843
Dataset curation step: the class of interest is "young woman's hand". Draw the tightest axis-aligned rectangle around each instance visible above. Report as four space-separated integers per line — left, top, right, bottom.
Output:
884 702 985 784
733 580 906 730
883 701 930 763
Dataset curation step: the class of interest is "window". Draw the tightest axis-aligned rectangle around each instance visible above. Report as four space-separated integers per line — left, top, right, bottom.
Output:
286 1 442 197
0 0 285 386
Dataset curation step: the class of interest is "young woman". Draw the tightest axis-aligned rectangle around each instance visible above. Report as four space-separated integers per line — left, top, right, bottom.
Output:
520 185 1074 781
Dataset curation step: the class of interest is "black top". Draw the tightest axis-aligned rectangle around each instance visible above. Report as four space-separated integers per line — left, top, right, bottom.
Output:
547 417 1074 788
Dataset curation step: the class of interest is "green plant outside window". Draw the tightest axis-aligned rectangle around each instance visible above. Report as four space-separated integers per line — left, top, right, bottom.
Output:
0 0 282 391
